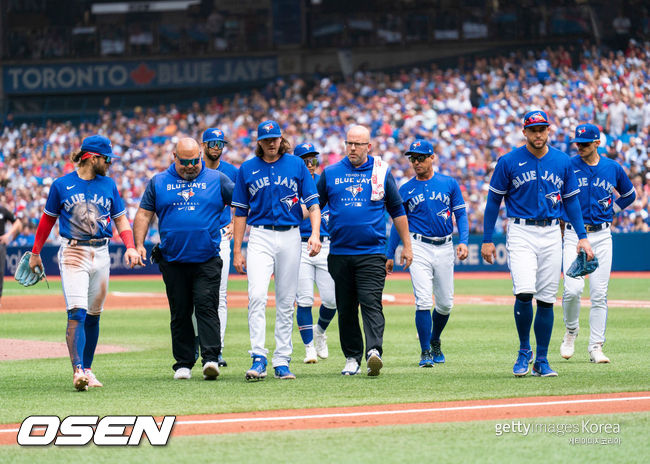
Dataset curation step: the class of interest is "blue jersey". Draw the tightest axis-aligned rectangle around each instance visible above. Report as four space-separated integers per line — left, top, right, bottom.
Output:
44 171 126 240
140 163 233 263
214 160 238 229
317 155 405 255
561 156 635 225
488 145 579 219
399 174 467 239
300 173 330 238
232 153 319 226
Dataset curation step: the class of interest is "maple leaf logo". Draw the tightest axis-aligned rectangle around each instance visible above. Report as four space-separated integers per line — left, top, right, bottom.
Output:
130 63 156 85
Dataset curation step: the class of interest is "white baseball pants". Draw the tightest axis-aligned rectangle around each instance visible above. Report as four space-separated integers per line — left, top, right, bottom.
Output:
296 239 336 309
409 239 455 314
506 222 562 303
58 241 110 315
246 226 301 368
562 226 613 346
218 230 231 347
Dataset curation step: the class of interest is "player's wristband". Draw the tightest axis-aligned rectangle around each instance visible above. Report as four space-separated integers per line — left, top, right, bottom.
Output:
119 229 136 249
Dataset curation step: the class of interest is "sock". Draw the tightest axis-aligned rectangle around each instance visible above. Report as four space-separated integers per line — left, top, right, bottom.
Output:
534 301 554 360
430 309 450 343
83 314 100 369
415 310 432 352
317 305 336 331
66 312 87 369
296 306 314 345
514 297 533 351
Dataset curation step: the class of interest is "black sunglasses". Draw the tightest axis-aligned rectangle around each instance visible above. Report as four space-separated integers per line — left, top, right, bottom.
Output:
409 154 429 163
94 154 112 164
303 157 319 167
576 142 593 148
175 153 201 166
207 140 225 150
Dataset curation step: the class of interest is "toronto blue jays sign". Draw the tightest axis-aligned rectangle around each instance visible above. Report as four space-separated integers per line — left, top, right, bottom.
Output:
3 57 277 94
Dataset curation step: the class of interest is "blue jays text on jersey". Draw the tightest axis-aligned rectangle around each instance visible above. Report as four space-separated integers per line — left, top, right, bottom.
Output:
488 145 580 219
140 163 234 263
44 171 126 240
300 173 330 238
562 155 635 225
232 153 319 226
386 173 469 260
317 155 405 255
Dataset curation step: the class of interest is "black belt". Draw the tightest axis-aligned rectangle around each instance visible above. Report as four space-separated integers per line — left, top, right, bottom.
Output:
412 234 452 246
513 218 559 227
68 238 109 247
253 225 296 231
567 222 610 233
301 236 329 242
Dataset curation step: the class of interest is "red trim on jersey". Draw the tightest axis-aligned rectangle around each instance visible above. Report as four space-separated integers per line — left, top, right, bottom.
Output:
32 213 57 254
119 229 135 249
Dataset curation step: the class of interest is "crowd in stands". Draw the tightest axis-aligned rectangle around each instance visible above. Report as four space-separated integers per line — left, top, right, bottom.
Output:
2 40 650 247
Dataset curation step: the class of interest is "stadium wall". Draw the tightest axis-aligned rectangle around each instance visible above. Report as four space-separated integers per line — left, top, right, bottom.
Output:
4 233 650 277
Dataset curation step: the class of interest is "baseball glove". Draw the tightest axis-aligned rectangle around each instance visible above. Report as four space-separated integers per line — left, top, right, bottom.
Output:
14 251 46 287
566 250 599 278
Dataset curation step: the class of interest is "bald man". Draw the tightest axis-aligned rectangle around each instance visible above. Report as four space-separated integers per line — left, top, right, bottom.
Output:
317 125 413 376
134 137 234 381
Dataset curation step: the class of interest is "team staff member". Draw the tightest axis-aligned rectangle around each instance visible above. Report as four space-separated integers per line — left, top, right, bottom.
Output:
317 125 413 377
560 124 635 364
232 120 321 381
0 204 22 308
134 137 233 381
294 142 337 363
386 140 469 367
481 111 594 378
29 135 142 391
202 127 238 367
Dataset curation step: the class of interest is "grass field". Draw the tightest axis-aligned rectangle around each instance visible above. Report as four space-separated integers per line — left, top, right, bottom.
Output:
1 274 648 462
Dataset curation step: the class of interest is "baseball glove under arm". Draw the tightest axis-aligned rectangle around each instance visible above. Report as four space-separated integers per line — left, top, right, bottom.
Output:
566 250 599 278
14 251 46 287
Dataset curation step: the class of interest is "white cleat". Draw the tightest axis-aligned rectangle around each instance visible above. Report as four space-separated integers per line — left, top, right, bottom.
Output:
314 327 329 359
173 367 192 380
84 369 103 387
589 344 610 364
304 344 318 364
560 328 578 359
202 361 220 380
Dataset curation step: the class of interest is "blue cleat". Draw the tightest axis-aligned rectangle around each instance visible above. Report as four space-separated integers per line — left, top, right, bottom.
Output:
532 358 558 377
245 356 267 381
274 365 296 379
430 340 445 363
419 350 434 368
513 349 533 377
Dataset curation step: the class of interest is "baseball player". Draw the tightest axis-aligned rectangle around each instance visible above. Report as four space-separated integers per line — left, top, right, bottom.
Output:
232 120 321 381
0 205 22 308
560 124 636 364
481 111 594 378
201 127 238 367
386 140 469 367
28 135 142 391
294 142 337 363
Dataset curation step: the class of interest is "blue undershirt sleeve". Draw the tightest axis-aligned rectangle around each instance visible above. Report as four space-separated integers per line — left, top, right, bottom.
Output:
482 190 503 243
386 223 401 260
454 207 470 245
563 194 587 239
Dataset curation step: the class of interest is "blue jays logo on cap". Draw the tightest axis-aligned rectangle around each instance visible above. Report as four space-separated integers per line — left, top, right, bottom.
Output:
258 120 282 140
569 123 600 143
523 111 550 127
81 135 119 158
294 142 320 158
404 139 434 156
202 128 227 143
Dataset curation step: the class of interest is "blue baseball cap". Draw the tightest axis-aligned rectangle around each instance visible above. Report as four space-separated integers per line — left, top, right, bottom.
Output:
570 124 600 143
257 120 282 140
404 139 434 156
202 127 227 143
523 110 550 127
294 142 319 157
80 135 119 158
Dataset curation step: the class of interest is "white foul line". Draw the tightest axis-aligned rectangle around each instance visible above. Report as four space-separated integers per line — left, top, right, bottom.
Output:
1 395 648 434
